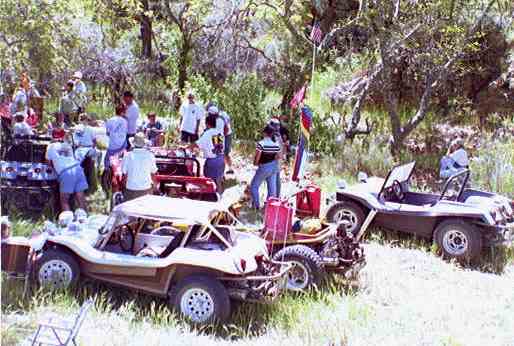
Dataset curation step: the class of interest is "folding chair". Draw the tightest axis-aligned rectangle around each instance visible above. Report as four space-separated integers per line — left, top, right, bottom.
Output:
29 299 94 346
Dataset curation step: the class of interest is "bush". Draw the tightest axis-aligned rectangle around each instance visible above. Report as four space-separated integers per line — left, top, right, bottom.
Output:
470 137 514 198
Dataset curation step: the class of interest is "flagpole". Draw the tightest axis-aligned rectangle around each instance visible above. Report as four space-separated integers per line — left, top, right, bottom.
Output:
311 42 316 91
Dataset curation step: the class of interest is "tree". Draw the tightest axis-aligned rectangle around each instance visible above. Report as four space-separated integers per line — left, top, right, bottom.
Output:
328 0 513 154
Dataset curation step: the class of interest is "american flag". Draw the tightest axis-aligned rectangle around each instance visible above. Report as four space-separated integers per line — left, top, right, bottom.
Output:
310 20 323 45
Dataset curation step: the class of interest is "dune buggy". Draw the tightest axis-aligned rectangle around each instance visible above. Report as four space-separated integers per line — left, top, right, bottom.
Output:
326 161 514 262
213 186 370 291
102 147 218 208
1 134 59 217
1 195 291 324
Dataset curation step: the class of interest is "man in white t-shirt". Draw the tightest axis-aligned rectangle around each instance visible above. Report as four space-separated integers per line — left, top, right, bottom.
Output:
71 71 87 112
123 91 140 148
105 104 128 167
187 114 224 193
73 114 96 147
179 91 204 143
12 112 33 137
121 132 158 201
46 141 88 211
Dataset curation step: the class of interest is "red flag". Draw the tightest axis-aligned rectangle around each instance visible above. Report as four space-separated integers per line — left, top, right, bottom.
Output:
289 84 307 110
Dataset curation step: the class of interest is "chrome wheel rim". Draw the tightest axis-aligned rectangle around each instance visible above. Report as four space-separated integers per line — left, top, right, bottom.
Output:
333 208 358 233
285 260 310 291
38 260 73 288
442 229 468 256
180 288 215 323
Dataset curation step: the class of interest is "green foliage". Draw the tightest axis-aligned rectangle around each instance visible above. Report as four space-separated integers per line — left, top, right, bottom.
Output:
470 135 514 198
188 73 269 141
0 0 80 85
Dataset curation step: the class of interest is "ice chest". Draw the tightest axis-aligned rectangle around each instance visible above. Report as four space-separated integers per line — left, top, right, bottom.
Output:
264 197 293 242
296 185 321 218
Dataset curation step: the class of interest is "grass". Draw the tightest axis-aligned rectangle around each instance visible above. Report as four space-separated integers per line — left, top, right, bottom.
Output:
2 242 513 346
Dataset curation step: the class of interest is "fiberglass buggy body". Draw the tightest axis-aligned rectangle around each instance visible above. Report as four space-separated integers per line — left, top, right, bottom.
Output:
325 162 514 262
1 195 291 324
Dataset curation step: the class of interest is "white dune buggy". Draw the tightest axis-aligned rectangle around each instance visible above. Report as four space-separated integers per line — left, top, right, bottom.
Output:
1 195 291 324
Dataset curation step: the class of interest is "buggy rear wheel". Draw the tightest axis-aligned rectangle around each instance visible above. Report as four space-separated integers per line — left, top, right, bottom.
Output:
434 220 482 262
169 274 230 324
273 245 325 291
325 201 365 235
35 250 80 289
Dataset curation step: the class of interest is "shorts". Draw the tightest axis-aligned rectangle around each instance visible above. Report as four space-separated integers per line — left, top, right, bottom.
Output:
59 165 89 194
224 134 232 155
124 188 152 201
181 131 198 143
204 156 225 192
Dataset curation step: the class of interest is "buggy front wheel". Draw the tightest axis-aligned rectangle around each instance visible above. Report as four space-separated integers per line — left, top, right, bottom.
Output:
169 275 231 324
35 250 80 289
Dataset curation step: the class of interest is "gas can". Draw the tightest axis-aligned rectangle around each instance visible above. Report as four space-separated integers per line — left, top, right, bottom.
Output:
264 197 293 242
296 184 321 218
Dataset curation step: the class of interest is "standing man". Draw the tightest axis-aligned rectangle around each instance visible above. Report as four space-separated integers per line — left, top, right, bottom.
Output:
10 80 28 115
123 91 140 148
187 114 224 194
72 71 87 113
219 110 234 174
121 132 157 201
179 91 204 143
105 104 128 167
59 81 78 125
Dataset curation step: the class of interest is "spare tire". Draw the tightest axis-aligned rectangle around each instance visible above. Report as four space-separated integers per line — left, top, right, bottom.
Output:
273 245 325 291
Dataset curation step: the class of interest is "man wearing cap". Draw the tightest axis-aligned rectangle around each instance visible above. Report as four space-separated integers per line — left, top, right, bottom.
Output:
121 132 158 201
72 71 87 113
179 91 204 143
59 80 78 125
123 91 140 148
46 139 88 211
186 114 225 193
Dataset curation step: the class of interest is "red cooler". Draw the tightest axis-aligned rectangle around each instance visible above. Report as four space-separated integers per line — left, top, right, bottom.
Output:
296 185 321 218
264 197 293 243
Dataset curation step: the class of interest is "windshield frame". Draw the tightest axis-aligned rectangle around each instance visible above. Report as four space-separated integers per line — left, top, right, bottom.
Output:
378 161 416 198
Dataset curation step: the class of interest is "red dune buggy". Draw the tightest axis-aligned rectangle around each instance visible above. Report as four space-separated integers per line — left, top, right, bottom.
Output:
215 184 373 291
101 147 218 208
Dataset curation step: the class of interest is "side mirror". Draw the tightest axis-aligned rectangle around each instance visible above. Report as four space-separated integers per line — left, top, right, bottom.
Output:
357 172 368 182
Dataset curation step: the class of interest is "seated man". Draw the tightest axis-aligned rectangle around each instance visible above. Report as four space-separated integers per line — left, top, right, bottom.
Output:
46 140 88 211
12 112 33 137
440 138 469 179
142 112 164 146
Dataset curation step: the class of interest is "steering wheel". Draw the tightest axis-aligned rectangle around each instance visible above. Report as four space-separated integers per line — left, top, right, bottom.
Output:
150 226 181 236
392 180 405 201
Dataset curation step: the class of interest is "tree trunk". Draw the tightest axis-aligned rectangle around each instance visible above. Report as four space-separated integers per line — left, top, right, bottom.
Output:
177 37 191 92
140 0 152 58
